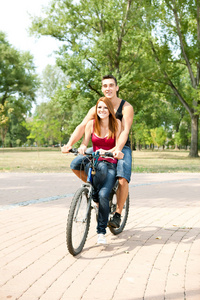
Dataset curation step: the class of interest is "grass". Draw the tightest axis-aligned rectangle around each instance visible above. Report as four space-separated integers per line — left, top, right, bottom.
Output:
0 147 200 173
132 150 200 173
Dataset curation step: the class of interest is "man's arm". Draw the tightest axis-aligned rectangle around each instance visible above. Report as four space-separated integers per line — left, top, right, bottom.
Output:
78 120 93 152
61 106 95 153
114 103 134 152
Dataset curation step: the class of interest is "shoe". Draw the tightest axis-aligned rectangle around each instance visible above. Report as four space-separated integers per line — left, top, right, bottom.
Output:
108 213 121 228
92 188 99 203
97 233 107 245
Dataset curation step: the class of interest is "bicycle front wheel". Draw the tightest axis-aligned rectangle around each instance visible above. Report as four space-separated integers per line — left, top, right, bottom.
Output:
66 187 91 256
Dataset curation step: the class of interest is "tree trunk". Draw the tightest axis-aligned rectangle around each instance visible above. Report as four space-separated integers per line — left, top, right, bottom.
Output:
189 114 199 157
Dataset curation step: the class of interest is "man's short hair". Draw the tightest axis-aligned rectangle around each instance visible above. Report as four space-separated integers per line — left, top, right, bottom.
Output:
102 74 117 86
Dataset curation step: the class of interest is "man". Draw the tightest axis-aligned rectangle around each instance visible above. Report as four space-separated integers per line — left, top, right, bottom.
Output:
61 74 134 228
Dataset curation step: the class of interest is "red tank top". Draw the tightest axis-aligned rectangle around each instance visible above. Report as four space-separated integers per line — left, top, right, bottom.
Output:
92 133 117 164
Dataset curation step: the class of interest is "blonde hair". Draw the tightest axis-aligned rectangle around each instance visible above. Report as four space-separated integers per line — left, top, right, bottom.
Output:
94 97 118 139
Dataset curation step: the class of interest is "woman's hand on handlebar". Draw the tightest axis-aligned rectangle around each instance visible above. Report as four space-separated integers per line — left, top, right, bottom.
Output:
78 145 87 155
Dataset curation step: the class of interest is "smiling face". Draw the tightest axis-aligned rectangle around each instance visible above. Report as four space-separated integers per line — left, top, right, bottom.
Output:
101 78 119 99
97 101 110 119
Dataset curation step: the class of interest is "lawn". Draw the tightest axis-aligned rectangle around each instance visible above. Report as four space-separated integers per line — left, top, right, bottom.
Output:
0 148 200 173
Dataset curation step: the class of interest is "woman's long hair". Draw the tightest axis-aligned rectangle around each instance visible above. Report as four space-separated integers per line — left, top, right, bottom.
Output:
94 97 118 139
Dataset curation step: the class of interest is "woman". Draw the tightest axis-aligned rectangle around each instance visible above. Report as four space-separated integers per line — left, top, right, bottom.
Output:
79 97 122 245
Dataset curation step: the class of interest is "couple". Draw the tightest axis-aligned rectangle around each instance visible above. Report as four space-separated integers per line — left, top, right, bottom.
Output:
62 75 134 244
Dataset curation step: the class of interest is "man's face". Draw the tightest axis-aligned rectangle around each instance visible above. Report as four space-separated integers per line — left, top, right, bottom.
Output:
101 78 119 99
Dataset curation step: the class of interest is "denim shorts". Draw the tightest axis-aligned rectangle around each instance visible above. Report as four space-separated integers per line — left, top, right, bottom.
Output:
70 145 132 183
70 154 91 171
116 146 132 183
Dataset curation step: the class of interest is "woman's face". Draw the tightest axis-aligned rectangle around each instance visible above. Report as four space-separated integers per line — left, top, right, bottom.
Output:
97 101 110 119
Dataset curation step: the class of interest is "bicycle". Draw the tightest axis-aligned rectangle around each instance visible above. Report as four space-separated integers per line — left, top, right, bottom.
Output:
66 149 130 256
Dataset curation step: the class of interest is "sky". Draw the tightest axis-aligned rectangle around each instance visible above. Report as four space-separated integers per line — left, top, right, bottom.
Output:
0 0 61 74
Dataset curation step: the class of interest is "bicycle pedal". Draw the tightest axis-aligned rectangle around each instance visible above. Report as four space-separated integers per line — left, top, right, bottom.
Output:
81 183 91 188
91 200 99 213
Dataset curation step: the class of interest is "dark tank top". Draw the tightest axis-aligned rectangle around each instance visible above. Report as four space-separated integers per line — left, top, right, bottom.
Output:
115 99 131 147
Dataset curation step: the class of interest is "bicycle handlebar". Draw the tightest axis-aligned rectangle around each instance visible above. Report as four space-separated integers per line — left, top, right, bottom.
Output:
102 152 114 158
69 148 79 154
69 148 113 157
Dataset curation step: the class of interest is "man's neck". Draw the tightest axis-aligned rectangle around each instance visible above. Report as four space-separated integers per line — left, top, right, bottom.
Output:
110 95 121 108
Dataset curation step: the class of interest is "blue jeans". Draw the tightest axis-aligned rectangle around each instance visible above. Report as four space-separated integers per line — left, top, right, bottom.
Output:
92 161 117 234
70 147 132 234
70 146 132 183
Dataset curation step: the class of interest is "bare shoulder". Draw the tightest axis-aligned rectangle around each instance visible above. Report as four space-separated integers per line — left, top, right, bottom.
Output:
124 100 133 109
123 101 134 115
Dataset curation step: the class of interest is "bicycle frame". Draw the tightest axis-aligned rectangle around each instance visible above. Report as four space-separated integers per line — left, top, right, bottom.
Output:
66 148 129 256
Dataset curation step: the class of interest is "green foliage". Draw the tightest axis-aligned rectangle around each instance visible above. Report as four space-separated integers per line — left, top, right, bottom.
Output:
25 117 46 146
150 127 167 148
30 0 145 105
27 0 200 155
0 32 39 107
0 31 39 146
0 101 13 146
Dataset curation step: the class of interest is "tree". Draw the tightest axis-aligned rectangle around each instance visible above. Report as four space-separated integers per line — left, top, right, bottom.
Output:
150 127 167 149
0 31 39 146
29 0 200 156
0 101 13 147
26 117 45 147
39 64 70 101
29 0 145 106
141 0 200 156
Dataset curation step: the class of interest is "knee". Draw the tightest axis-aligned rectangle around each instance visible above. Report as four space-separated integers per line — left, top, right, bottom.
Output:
118 177 128 187
98 189 110 205
98 189 107 201
97 162 108 182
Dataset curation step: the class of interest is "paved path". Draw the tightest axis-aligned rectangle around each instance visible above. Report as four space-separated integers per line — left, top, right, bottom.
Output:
0 172 200 300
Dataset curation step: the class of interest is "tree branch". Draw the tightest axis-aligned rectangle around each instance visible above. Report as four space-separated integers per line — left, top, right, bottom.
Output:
115 0 133 71
196 0 200 85
0 92 9 106
150 39 193 117
167 0 197 87
86 58 100 71
88 83 101 96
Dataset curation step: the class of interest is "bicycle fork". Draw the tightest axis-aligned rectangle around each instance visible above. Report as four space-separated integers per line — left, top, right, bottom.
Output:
74 184 92 223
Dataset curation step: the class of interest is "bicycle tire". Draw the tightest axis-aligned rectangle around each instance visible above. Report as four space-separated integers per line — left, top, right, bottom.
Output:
109 193 129 235
66 187 91 256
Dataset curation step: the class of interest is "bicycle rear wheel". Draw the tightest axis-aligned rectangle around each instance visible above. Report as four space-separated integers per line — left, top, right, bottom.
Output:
109 192 129 235
66 187 91 256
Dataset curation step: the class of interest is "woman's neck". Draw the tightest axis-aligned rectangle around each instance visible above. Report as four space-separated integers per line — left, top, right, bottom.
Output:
100 118 109 128
98 118 109 138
